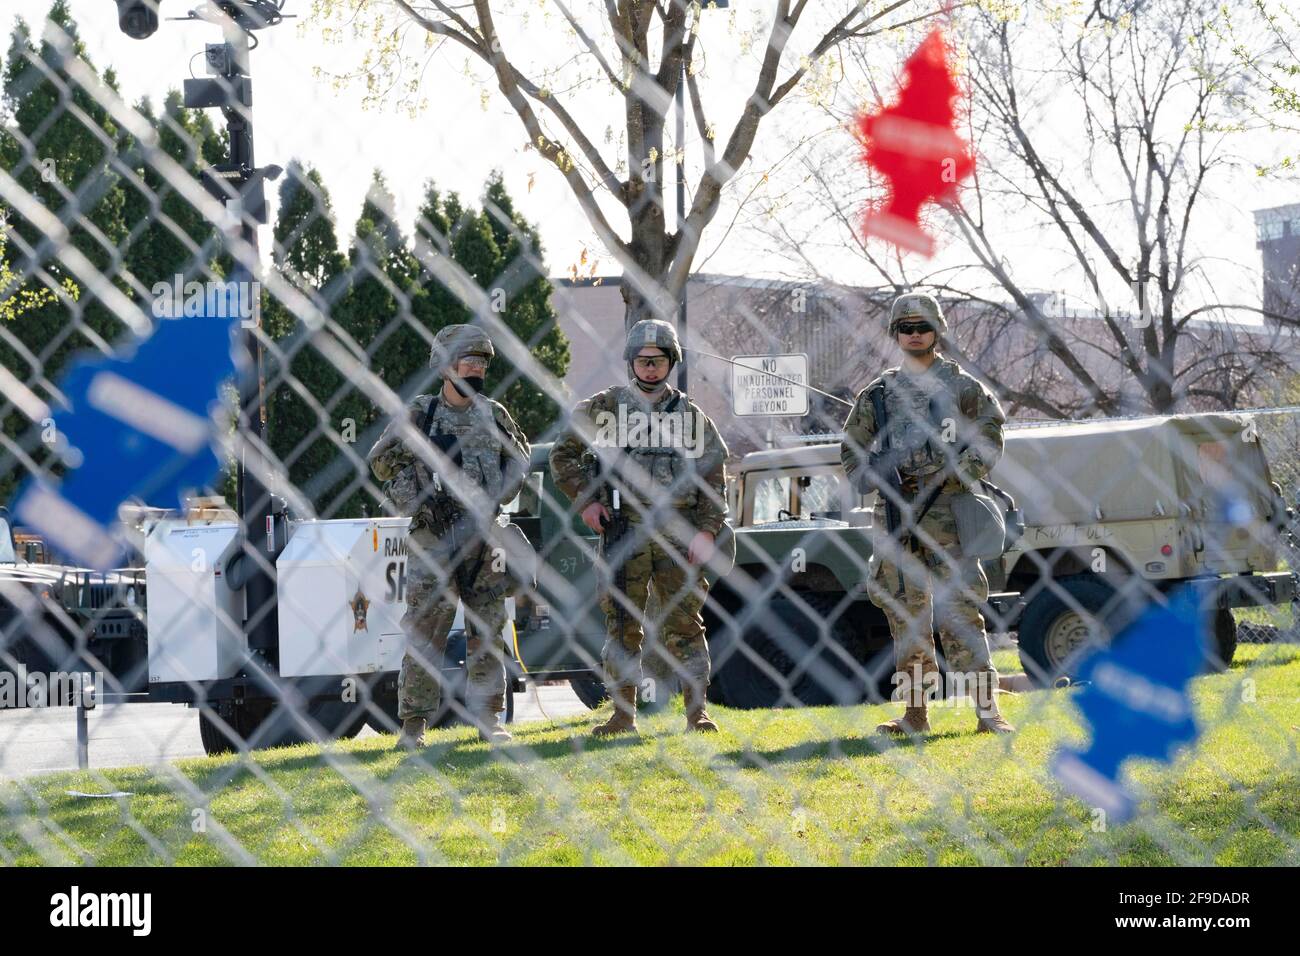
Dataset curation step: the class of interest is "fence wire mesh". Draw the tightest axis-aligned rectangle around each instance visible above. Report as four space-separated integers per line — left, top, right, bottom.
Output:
0 1 1298 868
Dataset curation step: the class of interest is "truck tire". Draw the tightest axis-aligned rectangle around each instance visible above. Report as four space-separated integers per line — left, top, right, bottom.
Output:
568 675 608 710
1019 577 1237 684
199 700 353 754
711 591 862 708
1208 608 1237 672
197 704 264 756
198 711 232 756
1017 575 1117 687
305 700 368 740
365 687 402 735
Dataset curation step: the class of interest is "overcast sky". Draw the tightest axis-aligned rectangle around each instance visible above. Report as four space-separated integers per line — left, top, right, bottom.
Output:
36 1 1300 321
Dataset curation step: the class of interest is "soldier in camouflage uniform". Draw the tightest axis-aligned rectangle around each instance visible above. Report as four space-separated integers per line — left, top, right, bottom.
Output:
841 293 1015 736
367 325 531 749
550 319 730 737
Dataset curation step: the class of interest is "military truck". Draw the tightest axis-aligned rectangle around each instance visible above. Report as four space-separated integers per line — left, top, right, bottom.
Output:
14 412 1287 741
699 412 1295 706
506 445 614 709
0 506 148 699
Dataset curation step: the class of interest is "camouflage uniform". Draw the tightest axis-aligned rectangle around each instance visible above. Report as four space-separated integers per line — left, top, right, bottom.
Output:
550 383 730 701
842 297 1008 728
367 329 530 734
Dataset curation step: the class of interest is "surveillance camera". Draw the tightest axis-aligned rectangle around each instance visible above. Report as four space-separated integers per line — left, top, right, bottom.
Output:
115 0 161 40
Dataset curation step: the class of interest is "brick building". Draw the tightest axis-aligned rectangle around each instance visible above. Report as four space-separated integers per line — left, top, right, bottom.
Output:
1255 203 1300 326
548 274 1300 457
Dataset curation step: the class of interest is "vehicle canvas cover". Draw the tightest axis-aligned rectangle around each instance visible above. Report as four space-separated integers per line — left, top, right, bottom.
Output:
990 413 1268 526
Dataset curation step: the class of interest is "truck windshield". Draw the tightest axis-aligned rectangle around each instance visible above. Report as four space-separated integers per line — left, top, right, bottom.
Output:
751 475 791 525
797 473 840 518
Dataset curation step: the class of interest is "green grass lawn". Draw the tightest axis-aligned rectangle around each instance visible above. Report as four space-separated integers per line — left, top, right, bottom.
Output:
3 644 1298 866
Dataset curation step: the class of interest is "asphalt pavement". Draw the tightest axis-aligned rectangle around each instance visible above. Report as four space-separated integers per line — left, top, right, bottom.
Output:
0 681 589 780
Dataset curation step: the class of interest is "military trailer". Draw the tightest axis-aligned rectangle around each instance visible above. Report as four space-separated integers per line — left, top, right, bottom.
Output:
703 412 1295 706
0 445 609 753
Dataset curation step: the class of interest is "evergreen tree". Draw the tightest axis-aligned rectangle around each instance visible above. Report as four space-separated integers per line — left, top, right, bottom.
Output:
1 5 236 506
408 171 570 439
477 170 568 440
0 3 130 503
313 170 421 517
263 160 350 514
120 90 226 293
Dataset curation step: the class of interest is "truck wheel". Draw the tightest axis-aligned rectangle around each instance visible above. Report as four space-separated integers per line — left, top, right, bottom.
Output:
198 711 234 756
1017 575 1117 687
305 700 368 740
1207 609 1237 672
198 704 263 756
704 590 779 709
712 592 860 708
568 675 608 710
203 699 334 752
241 702 310 750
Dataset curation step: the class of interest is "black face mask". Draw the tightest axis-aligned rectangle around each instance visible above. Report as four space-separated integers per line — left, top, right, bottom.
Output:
449 375 484 397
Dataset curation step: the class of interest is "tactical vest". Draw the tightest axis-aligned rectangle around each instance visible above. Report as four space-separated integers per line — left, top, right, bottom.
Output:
424 397 509 504
876 367 961 479
605 386 700 512
383 395 511 529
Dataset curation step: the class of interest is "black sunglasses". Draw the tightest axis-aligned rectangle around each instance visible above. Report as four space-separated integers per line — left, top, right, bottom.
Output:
896 322 934 336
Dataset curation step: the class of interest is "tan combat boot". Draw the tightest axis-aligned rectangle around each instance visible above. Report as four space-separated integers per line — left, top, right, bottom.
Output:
591 686 639 737
875 705 931 737
683 680 719 733
396 716 427 750
976 711 1016 734
974 680 1015 734
475 695 513 744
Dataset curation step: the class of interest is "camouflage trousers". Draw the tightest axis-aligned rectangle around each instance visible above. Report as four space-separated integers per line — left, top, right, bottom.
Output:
398 526 510 722
868 493 998 711
599 519 711 699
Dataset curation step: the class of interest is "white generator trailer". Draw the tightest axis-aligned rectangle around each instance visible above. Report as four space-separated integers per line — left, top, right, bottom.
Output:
144 515 516 754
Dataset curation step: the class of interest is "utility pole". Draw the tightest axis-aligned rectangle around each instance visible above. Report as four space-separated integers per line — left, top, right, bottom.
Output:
117 1 287 661
215 16 280 658
675 0 729 393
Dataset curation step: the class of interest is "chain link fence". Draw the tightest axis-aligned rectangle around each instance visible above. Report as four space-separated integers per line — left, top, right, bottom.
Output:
0 4 1298 867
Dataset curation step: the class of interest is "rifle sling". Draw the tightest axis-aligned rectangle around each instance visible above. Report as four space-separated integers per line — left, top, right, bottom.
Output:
869 381 949 545
409 395 498 586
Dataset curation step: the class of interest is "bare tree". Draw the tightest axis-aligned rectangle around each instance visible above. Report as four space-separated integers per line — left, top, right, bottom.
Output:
1213 0 1300 176
313 0 947 328
952 0 1299 415
754 0 1297 417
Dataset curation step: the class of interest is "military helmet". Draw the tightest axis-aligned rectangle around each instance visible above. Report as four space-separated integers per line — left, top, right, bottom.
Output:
430 324 494 369
887 292 947 336
623 318 682 365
